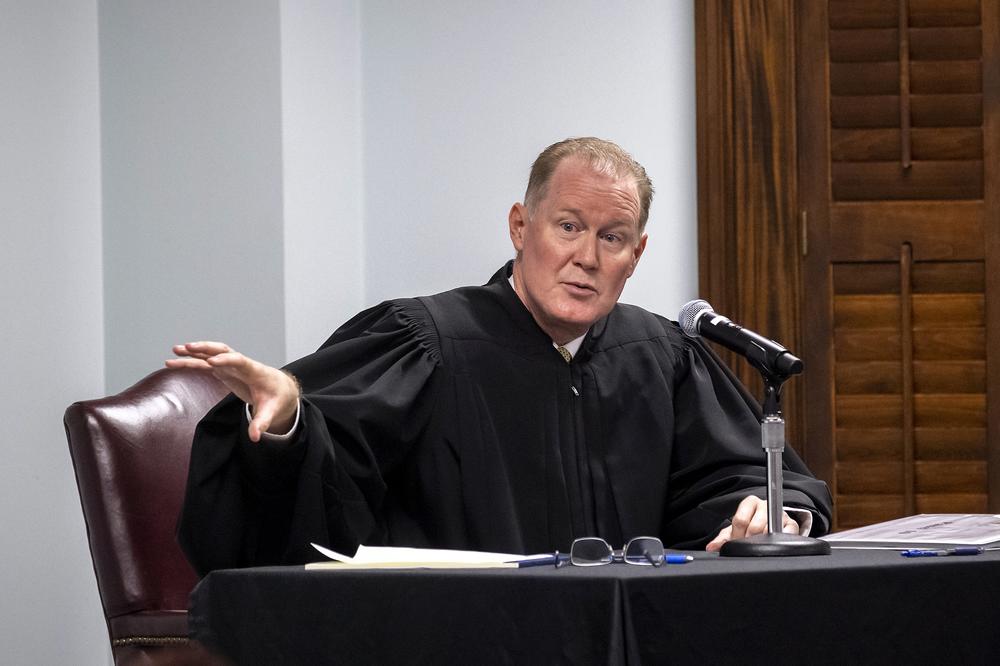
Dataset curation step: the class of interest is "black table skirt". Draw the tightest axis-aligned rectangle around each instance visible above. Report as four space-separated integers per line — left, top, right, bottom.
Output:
189 549 1000 665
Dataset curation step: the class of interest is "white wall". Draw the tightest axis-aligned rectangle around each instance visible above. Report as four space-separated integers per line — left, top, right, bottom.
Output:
361 1 698 317
0 1 695 661
280 0 364 360
99 0 698 378
100 0 287 392
0 2 111 663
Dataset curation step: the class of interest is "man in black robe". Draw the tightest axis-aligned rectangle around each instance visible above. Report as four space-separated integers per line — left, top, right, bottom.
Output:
171 137 832 575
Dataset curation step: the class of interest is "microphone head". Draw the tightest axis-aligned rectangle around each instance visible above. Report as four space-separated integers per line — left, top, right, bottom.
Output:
678 299 713 337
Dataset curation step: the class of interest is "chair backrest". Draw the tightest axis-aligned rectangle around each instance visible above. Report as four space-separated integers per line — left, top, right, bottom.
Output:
65 368 229 662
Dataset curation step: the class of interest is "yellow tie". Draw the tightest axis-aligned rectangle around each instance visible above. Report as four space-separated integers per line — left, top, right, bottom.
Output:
556 345 572 363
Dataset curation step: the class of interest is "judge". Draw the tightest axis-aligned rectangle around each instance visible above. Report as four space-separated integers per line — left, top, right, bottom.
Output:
170 137 832 575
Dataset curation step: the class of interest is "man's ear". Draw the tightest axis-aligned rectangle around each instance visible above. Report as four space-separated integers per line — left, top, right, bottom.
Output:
627 233 648 277
508 203 528 252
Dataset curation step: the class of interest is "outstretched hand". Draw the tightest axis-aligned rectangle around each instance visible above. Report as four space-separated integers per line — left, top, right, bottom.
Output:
167 341 299 442
705 495 799 552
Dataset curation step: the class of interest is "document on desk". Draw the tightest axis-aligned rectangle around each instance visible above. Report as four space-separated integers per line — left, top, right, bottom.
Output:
305 543 553 570
821 513 1000 549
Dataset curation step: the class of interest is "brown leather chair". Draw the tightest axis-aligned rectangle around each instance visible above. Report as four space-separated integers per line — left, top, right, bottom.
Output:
65 368 232 665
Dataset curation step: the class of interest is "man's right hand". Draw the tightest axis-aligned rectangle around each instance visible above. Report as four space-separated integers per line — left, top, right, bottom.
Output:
166 341 299 442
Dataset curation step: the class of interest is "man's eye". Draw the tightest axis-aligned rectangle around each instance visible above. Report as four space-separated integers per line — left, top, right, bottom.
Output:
560 222 576 232
603 233 622 243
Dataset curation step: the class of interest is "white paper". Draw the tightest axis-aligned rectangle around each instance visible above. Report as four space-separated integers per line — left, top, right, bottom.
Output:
821 514 1000 547
309 542 550 566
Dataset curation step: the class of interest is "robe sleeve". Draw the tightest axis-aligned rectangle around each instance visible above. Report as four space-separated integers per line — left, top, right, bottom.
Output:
660 336 833 548
177 299 441 575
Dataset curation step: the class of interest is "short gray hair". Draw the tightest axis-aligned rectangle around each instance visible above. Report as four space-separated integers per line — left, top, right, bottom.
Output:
524 137 654 232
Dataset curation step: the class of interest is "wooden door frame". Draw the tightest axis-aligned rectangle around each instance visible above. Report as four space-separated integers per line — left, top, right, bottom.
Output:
694 1 813 469
984 0 1000 511
697 0 1000 509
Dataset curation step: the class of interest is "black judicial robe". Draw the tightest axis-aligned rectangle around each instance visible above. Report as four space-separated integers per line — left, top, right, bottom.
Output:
178 263 833 575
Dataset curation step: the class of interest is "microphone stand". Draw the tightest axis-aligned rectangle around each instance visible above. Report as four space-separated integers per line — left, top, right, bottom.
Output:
720 361 831 557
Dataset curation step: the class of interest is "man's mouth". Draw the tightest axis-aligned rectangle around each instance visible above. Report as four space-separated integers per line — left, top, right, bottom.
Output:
564 281 597 294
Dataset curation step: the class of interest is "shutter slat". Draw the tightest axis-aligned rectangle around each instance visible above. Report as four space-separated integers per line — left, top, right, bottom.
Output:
831 128 982 161
832 160 983 200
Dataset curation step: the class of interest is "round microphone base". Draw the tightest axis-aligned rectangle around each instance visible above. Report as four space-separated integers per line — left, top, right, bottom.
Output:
719 532 831 557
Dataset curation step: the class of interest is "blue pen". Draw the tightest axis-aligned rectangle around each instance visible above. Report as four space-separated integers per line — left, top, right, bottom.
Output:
664 554 694 564
900 547 984 558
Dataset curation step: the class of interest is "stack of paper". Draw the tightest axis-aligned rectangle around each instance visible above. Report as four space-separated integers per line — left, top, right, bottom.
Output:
305 543 554 570
821 514 1000 549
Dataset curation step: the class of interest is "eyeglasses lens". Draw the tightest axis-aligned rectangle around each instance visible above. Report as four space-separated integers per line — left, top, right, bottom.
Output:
624 537 665 566
570 537 613 566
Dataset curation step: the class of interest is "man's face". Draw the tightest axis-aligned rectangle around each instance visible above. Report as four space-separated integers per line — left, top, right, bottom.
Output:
509 157 647 344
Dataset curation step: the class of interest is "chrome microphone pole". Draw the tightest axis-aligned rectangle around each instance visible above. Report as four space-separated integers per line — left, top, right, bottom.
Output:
762 413 785 534
719 359 830 557
676 299 829 556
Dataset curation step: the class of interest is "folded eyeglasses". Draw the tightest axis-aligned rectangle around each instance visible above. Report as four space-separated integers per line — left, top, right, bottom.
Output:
566 536 666 567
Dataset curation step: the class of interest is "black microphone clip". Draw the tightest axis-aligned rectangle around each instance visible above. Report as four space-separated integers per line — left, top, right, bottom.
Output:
678 299 802 381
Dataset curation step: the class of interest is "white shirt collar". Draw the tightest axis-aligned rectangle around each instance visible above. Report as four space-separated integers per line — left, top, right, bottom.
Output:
557 333 586 359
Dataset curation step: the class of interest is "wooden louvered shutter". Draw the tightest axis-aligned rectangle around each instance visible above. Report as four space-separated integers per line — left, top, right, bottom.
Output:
799 0 1000 529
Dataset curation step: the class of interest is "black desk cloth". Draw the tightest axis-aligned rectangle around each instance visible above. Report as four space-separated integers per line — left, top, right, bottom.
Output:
190 549 1000 665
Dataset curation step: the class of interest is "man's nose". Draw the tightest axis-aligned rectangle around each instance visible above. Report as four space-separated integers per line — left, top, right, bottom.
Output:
573 235 599 269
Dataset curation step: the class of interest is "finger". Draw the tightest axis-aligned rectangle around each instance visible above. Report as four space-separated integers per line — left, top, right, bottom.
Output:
182 341 234 356
165 357 213 370
248 407 273 444
185 341 233 350
169 353 247 378
246 401 271 442
705 525 732 552
172 344 196 358
728 496 760 540
172 342 234 361
745 504 770 537
205 351 251 368
782 512 799 535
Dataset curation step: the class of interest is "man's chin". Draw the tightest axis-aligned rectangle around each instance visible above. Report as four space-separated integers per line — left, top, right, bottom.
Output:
552 307 611 333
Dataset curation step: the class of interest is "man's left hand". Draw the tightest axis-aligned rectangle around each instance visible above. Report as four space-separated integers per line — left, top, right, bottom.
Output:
705 496 799 552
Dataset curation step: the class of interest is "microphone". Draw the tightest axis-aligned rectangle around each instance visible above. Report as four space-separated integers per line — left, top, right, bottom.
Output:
678 299 803 377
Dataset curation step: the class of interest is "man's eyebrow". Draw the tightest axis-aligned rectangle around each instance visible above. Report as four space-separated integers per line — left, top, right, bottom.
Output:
554 208 637 232
556 208 633 225
602 219 638 233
